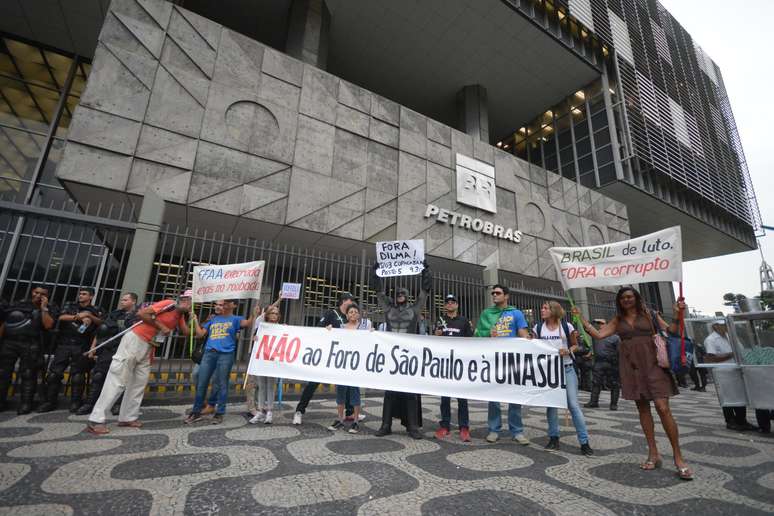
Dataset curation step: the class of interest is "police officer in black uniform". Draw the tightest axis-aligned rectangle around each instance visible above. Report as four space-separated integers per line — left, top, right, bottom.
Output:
38 288 102 413
75 292 138 416
0 286 56 414
584 318 621 411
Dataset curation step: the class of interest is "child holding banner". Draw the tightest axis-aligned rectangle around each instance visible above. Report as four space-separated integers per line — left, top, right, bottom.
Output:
248 296 283 425
326 304 369 434
573 288 693 480
534 301 593 456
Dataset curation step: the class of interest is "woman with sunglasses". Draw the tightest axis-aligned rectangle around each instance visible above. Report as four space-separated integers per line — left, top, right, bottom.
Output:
534 300 593 456
572 287 692 480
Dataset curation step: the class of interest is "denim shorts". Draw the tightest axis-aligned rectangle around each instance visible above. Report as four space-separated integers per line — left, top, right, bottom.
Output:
335 385 361 406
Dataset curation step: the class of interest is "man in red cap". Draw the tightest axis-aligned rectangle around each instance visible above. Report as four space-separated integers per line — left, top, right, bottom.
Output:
85 291 193 435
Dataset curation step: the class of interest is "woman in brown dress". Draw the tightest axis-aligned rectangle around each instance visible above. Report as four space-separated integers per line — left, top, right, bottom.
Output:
573 286 693 480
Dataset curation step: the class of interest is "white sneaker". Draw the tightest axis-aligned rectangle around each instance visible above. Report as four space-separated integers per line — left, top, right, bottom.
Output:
249 413 265 425
357 414 366 422
264 411 273 424
293 411 302 425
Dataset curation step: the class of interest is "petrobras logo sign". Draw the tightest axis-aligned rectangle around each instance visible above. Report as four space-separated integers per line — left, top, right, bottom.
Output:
456 153 496 213
424 204 522 243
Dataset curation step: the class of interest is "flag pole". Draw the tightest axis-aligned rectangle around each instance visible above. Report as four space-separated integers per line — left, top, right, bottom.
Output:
189 298 195 357
679 281 686 367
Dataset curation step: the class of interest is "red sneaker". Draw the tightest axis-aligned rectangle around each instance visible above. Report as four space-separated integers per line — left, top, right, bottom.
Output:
434 427 450 439
459 427 471 442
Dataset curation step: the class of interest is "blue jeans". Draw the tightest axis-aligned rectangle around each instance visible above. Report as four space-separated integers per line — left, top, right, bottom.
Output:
336 385 360 406
191 363 218 407
547 364 589 445
440 397 469 429
487 402 524 436
193 349 234 415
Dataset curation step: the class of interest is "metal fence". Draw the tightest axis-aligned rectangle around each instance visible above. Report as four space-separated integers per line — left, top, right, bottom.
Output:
0 208 618 398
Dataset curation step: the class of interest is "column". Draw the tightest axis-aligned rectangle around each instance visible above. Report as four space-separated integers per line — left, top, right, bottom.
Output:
121 190 165 301
456 85 490 143
286 0 331 69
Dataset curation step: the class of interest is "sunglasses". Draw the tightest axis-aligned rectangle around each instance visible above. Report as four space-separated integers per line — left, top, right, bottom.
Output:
445 299 457 303
491 291 504 296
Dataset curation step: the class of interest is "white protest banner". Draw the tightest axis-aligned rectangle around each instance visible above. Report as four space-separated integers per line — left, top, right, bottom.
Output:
248 323 568 408
192 261 265 303
375 239 425 278
281 282 302 299
548 226 682 290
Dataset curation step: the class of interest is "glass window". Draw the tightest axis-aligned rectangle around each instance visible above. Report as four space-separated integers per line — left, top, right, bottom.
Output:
560 146 574 164
578 154 594 173
596 145 613 166
561 162 575 180
576 136 591 156
594 128 611 146
573 120 589 139
579 172 595 188
0 127 45 201
0 77 55 133
598 163 616 184
591 111 607 131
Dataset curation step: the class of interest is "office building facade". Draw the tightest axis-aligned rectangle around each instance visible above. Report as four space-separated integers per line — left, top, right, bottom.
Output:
0 0 759 330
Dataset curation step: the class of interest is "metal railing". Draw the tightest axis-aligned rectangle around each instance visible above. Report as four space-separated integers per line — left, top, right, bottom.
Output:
0 210 617 398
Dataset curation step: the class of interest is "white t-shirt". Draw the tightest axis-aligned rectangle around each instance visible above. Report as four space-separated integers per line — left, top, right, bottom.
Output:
533 321 575 366
703 331 733 363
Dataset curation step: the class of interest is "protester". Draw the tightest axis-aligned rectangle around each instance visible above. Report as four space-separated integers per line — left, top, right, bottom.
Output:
293 293 356 425
86 292 193 435
0 286 56 414
189 308 219 418
76 293 137 416
688 337 707 392
372 261 432 439
584 318 621 411
534 301 593 455
703 320 757 432
475 284 530 445
184 299 258 424
39 288 102 413
433 293 473 442
248 296 283 425
574 287 693 480
327 304 368 434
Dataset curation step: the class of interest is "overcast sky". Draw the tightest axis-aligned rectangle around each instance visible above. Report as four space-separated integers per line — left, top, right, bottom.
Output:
655 0 774 315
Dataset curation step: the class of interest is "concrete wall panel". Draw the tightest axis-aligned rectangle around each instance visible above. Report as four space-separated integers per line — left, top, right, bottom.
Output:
57 0 630 278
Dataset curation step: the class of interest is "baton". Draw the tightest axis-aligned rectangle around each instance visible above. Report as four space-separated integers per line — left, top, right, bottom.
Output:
82 302 177 356
82 320 142 355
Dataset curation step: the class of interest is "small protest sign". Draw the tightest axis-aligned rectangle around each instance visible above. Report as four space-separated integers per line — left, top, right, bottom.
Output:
548 226 682 290
281 282 302 299
192 261 265 303
375 239 425 278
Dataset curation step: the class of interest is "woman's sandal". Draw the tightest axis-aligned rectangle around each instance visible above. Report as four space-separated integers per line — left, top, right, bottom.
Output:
639 458 663 470
676 466 694 481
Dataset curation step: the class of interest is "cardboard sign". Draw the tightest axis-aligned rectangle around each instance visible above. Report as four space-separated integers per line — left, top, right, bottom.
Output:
192 261 265 303
548 226 682 290
375 239 425 277
281 282 302 299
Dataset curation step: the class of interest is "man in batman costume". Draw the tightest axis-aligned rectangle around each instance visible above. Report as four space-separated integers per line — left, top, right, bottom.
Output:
371 260 432 439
